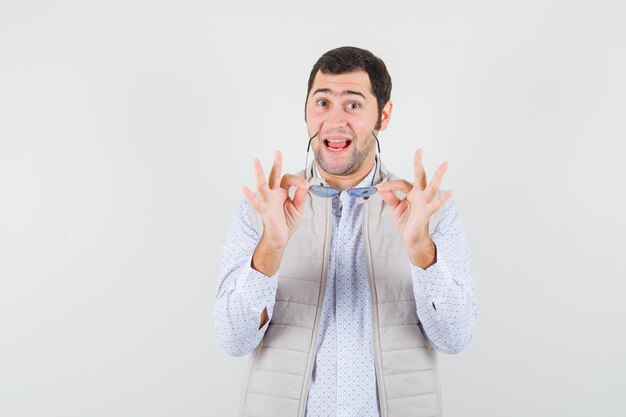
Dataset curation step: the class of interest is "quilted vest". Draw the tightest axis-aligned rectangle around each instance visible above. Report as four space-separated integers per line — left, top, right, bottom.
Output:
239 158 446 417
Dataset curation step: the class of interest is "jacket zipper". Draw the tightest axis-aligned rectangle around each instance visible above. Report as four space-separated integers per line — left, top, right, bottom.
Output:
298 197 332 417
363 200 388 417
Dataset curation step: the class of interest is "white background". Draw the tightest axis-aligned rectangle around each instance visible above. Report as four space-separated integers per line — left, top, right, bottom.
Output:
1 1 625 416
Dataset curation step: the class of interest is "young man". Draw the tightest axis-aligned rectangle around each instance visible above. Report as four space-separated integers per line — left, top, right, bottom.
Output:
214 46 477 417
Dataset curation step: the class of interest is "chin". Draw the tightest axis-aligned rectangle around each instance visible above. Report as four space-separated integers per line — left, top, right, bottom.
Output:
319 160 358 176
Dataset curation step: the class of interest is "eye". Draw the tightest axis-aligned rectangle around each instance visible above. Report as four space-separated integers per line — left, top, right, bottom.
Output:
316 99 328 107
346 101 361 110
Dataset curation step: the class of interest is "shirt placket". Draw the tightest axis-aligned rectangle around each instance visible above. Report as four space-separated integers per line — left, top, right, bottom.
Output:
335 193 357 414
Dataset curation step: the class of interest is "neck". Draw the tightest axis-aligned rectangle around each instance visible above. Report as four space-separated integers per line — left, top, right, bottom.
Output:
315 155 376 189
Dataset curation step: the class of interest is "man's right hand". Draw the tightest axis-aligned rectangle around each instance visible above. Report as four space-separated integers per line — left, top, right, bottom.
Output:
242 151 310 277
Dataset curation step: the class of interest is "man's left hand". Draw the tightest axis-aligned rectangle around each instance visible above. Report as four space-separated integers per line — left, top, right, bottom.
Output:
375 149 453 269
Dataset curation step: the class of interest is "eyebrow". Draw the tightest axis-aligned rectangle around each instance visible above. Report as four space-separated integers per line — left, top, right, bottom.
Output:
312 88 366 100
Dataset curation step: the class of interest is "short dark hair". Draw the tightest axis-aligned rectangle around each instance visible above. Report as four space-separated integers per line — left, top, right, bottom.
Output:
305 46 392 130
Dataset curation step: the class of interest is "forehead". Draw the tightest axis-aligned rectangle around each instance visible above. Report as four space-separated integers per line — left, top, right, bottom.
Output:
309 70 374 98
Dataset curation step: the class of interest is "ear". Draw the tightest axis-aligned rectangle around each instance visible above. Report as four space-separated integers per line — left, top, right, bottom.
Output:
378 100 393 131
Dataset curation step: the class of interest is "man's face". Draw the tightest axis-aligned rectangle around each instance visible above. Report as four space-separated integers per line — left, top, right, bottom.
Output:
305 70 387 176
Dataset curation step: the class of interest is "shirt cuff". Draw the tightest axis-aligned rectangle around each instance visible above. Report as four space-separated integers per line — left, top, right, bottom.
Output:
237 255 279 323
409 254 455 312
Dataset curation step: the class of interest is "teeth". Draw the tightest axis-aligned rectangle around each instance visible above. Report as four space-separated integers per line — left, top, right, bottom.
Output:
325 138 350 152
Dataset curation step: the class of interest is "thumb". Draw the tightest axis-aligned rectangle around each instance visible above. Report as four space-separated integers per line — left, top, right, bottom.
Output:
377 186 401 210
292 185 309 213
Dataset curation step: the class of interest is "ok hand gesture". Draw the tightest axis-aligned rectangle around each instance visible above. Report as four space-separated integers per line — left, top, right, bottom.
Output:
242 151 310 251
375 149 453 267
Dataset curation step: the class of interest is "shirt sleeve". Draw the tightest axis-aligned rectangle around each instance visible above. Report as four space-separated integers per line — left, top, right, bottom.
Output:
213 199 279 357
409 196 478 354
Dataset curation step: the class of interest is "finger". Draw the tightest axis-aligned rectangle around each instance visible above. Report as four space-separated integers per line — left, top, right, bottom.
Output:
430 189 454 213
395 198 409 216
242 186 258 209
268 151 282 189
377 180 413 195
280 174 310 191
252 158 268 191
425 161 450 199
377 189 402 210
413 149 427 191
292 186 309 213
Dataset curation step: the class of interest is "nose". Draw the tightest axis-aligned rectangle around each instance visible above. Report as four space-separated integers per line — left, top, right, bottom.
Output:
322 104 348 129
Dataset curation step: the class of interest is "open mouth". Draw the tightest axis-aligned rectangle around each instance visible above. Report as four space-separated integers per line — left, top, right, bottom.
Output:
324 138 352 153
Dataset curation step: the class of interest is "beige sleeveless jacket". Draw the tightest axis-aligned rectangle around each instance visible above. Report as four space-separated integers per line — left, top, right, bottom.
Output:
239 159 446 417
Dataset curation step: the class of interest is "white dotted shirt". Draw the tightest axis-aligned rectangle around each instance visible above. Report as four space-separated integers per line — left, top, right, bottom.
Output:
214 162 477 417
